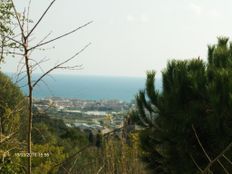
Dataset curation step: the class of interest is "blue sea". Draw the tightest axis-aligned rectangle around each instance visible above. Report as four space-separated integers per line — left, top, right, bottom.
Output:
9 74 162 102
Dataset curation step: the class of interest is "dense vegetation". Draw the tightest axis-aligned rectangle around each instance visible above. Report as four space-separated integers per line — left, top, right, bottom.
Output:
1 88 146 173
2 1 232 173
0 71 145 174
0 72 27 173
133 37 232 173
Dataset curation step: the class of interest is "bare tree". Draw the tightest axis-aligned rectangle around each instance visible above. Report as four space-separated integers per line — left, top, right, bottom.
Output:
3 0 92 173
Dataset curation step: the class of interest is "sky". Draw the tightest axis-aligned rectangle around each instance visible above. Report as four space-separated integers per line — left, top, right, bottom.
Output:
2 0 232 77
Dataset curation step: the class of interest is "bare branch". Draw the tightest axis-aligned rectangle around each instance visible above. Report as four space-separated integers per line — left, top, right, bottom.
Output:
1 34 23 46
217 159 229 174
57 65 83 71
37 31 53 46
30 57 49 71
32 127 46 141
61 166 70 174
192 125 212 162
15 58 26 83
28 31 53 56
28 21 93 51
27 0 32 35
0 132 17 144
49 144 91 172
192 125 232 173
202 142 232 173
19 83 29 89
10 0 24 37
27 0 56 38
2 51 24 56
96 164 105 174
190 155 203 173
32 42 91 87
222 155 232 166
21 8 26 34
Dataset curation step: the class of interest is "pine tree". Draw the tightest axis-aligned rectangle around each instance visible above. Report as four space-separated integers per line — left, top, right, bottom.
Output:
133 37 232 173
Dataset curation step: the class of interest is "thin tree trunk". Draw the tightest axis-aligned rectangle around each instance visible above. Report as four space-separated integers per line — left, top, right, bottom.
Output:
24 38 32 174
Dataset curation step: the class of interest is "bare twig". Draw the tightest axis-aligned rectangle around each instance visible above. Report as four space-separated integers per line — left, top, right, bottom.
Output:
32 42 91 88
49 144 91 172
0 132 17 144
216 159 229 174
96 164 105 174
2 51 24 56
1 34 23 46
10 0 24 36
30 57 49 71
26 0 32 35
33 31 53 52
27 0 56 37
202 142 232 173
192 125 212 162
28 21 93 51
222 154 232 166
190 155 203 173
192 125 232 173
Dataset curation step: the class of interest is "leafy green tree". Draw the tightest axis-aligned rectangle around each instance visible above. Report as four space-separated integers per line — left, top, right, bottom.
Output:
133 37 232 173
0 71 27 173
0 72 26 135
0 0 15 62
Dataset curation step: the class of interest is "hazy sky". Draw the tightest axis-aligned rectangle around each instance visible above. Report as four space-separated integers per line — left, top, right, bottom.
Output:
2 0 232 77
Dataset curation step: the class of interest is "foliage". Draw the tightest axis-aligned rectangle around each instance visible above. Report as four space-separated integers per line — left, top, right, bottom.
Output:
30 113 91 173
31 144 65 174
0 72 26 134
60 132 147 174
0 0 13 33
0 0 16 62
133 37 232 173
0 71 27 173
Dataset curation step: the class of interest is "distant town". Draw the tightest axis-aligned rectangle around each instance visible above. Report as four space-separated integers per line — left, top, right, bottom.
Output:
33 97 134 134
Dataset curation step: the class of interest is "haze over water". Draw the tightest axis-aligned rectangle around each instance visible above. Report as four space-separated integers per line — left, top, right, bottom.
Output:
10 74 161 102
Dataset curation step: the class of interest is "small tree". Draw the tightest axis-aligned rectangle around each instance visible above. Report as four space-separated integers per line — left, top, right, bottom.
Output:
1 0 92 173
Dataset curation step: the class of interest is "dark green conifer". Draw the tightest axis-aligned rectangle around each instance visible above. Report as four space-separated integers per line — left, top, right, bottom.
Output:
133 37 232 173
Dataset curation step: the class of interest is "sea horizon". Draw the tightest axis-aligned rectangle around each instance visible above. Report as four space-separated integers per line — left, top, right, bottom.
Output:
7 73 162 102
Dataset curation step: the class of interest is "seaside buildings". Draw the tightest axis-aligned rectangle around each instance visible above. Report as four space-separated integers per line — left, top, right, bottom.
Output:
33 97 131 134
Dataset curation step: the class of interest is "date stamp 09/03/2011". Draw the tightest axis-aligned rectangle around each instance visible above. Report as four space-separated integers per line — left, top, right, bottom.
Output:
14 152 50 158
